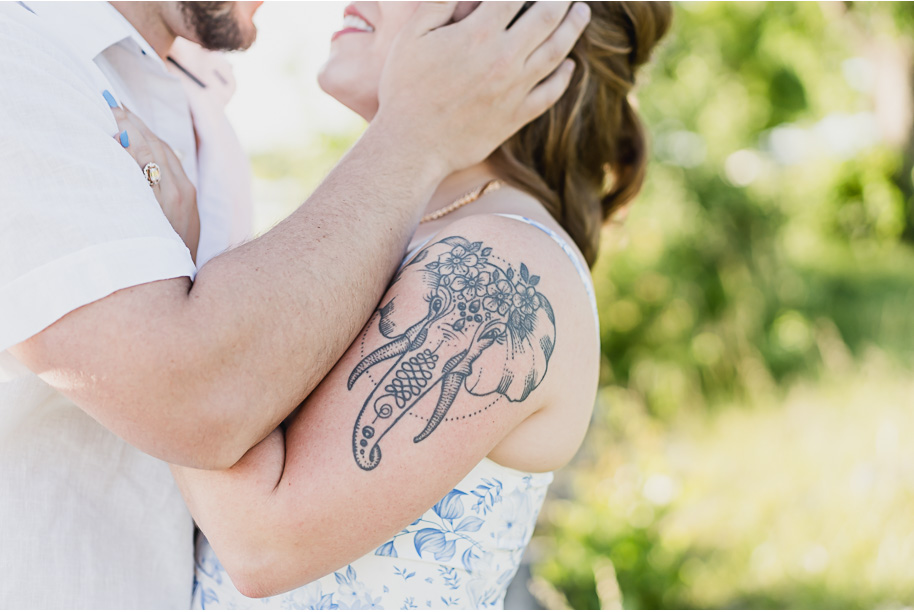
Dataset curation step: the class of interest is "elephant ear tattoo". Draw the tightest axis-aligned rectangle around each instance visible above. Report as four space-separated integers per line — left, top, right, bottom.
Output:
347 236 556 471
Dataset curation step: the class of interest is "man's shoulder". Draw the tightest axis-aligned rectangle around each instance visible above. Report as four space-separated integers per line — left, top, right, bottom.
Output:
0 5 108 103
0 4 59 57
1 4 66 58
0 2 34 26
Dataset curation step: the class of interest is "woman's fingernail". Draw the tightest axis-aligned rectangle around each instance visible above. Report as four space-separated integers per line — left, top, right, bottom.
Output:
119 130 129 148
103 90 119 108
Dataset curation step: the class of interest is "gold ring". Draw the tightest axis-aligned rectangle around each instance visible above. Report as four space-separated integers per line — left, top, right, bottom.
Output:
143 162 161 188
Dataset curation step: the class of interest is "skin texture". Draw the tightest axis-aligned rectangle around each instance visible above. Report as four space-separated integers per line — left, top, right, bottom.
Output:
177 1 260 51
174 214 599 597
110 1 261 59
10 0 590 471
165 1 600 598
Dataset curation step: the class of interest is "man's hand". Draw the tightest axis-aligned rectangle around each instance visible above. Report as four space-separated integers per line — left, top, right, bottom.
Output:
6 2 589 473
376 1 591 176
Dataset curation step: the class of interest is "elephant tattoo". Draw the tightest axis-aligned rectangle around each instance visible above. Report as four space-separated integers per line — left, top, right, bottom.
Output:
347 236 556 471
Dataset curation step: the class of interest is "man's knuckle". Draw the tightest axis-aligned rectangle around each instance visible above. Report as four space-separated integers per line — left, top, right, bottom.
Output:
538 6 557 27
553 24 575 46
545 42 564 65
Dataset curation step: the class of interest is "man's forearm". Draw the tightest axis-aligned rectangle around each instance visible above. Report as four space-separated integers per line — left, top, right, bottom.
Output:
181 123 446 464
13 124 444 470
12 1 589 469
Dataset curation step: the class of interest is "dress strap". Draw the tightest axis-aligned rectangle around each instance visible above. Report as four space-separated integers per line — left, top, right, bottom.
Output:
493 214 599 331
404 215 600 332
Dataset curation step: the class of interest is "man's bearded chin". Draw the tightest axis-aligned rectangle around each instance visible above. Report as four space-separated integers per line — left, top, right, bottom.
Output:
178 2 256 52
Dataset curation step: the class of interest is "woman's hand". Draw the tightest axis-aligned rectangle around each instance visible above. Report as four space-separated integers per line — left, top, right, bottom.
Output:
113 106 200 263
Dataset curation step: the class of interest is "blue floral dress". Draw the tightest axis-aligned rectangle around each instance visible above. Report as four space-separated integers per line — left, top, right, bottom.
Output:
192 458 552 610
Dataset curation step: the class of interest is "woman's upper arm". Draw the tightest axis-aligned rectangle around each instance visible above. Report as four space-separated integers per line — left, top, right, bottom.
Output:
185 214 598 597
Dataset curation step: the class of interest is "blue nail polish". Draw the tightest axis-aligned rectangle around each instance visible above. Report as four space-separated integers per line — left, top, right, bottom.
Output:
119 130 129 148
103 90 118 108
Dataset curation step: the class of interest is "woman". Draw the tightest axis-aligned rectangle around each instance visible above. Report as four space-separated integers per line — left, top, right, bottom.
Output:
116 2 671 608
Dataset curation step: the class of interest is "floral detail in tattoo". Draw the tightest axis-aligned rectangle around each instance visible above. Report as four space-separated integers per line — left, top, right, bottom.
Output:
483 279 514 317
346 237 555 471
436 244 480 277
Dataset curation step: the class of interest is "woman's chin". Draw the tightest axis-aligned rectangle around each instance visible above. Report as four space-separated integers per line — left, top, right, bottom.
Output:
317 74 376 123
337 98 376 123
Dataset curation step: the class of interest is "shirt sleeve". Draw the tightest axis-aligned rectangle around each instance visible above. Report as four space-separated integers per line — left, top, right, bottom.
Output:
0 14 197 352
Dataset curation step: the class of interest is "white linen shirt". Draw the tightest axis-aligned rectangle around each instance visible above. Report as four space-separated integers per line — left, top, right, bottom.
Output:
0 2 252 608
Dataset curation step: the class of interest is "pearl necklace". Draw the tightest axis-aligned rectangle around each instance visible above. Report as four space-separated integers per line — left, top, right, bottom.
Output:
419 180 503 224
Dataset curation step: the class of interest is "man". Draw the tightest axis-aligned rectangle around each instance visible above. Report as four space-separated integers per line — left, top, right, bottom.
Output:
0 0 589 608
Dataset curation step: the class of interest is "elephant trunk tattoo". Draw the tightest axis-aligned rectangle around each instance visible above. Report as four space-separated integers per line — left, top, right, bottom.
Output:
347 294 444 391
346 237 556 471
413 323 501 444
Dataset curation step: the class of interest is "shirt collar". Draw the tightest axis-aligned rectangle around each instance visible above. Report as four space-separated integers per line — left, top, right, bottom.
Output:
25 1 162 67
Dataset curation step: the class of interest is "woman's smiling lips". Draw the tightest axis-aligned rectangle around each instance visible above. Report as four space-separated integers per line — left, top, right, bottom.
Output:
332 4 375 41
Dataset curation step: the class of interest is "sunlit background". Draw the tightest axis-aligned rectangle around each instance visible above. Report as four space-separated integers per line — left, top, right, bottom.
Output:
224 2 914 609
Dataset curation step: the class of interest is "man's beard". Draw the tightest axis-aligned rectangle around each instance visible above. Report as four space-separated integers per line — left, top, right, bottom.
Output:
178 2 254 52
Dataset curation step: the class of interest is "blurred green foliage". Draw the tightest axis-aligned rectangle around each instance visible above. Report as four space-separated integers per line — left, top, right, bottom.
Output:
598 1 914 417
244 2 914 607
532 2 914 609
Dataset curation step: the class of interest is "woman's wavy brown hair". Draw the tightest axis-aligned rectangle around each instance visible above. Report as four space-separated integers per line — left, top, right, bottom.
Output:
490 1 672 267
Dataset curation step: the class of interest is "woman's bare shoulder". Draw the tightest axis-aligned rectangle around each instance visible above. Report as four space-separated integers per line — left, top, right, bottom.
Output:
427 212 601 473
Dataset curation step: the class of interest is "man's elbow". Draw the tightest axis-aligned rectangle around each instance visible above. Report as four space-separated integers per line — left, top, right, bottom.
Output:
166 438 247 471
162 404 251 470
122 386 251 470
